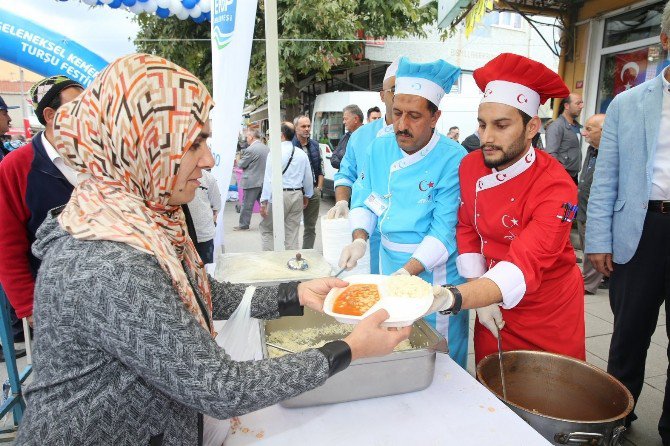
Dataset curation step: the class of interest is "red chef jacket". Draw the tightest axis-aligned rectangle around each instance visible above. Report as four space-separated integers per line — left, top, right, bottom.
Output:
457 146 585 364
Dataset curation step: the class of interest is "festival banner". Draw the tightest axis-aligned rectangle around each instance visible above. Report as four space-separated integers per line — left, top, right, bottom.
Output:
0 6 108 86
210 0 259 253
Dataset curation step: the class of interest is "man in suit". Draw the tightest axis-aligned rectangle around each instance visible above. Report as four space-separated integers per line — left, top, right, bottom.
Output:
586 5 670 443
235 127 269 230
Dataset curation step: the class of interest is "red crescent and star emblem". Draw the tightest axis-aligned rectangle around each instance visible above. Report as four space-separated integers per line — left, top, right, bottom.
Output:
525 153 533 163
517 94 528 104
419 180 435 191
484 89 493 98
496 173 507 182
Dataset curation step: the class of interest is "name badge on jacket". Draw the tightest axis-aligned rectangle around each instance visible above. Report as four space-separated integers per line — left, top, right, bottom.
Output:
365 192 389 217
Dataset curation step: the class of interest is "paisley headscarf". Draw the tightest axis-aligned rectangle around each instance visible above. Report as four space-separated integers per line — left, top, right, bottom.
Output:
53 53 215 333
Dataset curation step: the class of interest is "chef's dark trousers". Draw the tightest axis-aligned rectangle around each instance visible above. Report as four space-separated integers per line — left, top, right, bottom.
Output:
607 210 670 443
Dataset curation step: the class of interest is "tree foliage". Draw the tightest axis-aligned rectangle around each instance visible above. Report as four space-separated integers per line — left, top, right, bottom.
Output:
134 1 437 109
135 13 212 91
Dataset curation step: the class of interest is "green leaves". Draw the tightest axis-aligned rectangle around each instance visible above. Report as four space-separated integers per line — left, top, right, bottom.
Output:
133 1 437 108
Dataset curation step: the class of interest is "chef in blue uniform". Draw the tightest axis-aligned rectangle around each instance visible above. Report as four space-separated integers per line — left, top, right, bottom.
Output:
327 57 401 274
338 57 469 368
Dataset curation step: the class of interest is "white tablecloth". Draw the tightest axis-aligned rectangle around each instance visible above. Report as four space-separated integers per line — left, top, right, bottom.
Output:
224 354 550 445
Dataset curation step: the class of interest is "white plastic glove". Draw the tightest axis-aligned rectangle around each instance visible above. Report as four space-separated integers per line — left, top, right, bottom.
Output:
326 200 349 219
425 286 455 315
338 238 367 270
391 268 410 276
476 303 505 338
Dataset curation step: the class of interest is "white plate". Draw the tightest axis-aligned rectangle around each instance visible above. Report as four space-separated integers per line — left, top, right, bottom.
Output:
323 274 432 328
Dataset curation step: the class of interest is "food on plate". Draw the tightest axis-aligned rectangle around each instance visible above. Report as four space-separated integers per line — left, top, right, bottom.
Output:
266 324 412 358
385 275 431 298
332 283 381 316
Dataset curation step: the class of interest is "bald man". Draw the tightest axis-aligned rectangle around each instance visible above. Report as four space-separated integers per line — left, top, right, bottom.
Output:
577 114 605 294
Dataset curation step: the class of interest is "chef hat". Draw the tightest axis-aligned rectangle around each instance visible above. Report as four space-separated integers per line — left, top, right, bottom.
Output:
473 53 569 117
383 57 401 82
394 57 461 107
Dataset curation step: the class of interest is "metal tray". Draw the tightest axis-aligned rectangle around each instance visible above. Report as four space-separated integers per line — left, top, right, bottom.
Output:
261 308 447 408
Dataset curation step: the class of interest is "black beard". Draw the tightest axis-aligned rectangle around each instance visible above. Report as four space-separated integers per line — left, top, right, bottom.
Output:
483 132 527 169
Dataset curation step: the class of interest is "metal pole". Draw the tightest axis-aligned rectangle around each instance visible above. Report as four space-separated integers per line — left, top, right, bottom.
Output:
264 0 285 251
18 69 31 138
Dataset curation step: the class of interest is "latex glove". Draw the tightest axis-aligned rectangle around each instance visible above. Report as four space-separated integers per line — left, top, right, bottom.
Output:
327 200 349 219
425 286 455 315
392 268 410 276
338 238 367 270
476 303 505 338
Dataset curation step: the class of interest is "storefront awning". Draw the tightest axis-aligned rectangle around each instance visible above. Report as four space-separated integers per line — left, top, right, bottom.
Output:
438 0 578 30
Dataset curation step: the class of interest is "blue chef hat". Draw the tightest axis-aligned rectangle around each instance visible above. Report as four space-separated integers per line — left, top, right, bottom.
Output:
394 57 461 106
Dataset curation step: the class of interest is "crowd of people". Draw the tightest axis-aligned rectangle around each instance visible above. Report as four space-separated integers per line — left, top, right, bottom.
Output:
0 2 667 444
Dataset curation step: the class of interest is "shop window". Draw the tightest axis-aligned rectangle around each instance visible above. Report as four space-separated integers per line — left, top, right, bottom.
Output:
602 2 664 48
488 11 523 30
595 43 668 113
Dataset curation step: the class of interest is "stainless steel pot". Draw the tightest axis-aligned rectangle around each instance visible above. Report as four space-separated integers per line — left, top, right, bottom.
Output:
477 351 634 446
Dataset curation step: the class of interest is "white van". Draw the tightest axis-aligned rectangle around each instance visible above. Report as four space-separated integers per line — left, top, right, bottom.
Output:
311 91 385 196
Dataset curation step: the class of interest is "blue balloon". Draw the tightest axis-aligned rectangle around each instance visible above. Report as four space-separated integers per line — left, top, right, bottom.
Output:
137 0 148 2
96 0 104 4
122 0 136 5
108 0 123 8
156 7 170 18
202 11 210 21
181 0 198 8
192 14 206 23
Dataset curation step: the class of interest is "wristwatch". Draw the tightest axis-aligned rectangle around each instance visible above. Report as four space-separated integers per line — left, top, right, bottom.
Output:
439 286 462 315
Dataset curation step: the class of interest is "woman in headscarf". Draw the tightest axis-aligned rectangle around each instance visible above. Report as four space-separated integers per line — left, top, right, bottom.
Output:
16 54 409 445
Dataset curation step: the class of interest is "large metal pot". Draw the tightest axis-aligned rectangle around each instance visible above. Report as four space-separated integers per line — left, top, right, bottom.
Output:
477 351 634 446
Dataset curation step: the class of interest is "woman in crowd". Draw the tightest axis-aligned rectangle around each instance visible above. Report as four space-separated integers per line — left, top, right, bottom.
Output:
16 54 409 445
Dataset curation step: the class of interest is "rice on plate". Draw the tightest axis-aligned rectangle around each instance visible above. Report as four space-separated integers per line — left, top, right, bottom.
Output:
324 274 434 328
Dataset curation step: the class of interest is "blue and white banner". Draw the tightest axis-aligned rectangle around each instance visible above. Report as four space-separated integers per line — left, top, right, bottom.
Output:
210 0 258 252
0 6 108 86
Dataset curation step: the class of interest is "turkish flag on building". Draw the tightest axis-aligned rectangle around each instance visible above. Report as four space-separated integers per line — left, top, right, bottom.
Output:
613 48 649 95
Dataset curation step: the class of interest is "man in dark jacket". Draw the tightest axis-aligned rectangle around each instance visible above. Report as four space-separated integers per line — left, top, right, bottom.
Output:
577 113 605 295
545 93 584 183
461 130 481 152
0 76 83 338
293 115 323 249
330 104 363 169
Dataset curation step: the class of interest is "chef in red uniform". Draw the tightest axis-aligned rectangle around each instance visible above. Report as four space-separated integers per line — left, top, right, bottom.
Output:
429 53 586 364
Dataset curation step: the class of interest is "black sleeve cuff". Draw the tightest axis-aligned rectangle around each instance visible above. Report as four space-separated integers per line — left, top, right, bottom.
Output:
317 340 352 377
277 281 304 316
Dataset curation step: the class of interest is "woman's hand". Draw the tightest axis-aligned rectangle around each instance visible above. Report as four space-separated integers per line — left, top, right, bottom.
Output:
344 309 412 361
297 277 349 312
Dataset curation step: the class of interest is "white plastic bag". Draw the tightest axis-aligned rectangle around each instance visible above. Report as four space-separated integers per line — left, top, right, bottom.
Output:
214 286 263 360
204 286 263 446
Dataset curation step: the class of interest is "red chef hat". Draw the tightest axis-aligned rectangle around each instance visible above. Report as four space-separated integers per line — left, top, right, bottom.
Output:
473 53 570 117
